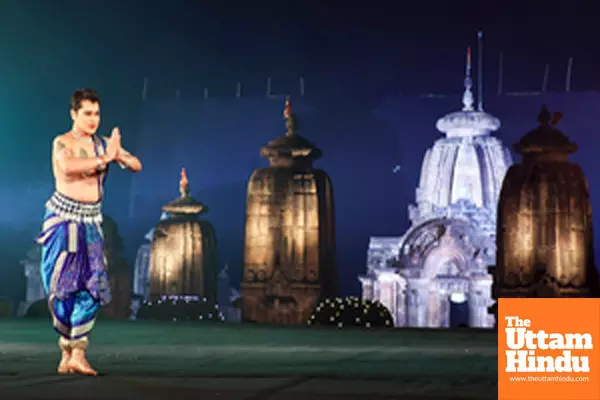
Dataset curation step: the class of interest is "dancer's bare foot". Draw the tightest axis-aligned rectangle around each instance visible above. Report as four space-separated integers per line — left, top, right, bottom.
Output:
68 348 98 376
57 350 73 374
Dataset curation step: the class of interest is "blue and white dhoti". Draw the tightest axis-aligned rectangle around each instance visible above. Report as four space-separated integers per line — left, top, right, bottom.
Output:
36 192 111 346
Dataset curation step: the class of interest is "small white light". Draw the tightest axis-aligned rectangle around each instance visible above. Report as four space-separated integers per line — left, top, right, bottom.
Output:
450 292 467 303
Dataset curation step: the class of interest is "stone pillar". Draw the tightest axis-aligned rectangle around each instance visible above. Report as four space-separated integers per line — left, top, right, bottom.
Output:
359 276 374 301
469 277 494 328
439 292 450 328
407 279 429 327
487 265 497 327
379 280 394 321
373 271 407 327
396 276 408 327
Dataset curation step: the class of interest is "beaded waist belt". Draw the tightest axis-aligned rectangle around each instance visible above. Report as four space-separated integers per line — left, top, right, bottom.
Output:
45 192 103 223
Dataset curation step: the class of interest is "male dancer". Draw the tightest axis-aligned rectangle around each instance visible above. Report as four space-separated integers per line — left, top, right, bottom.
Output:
36 88 142 376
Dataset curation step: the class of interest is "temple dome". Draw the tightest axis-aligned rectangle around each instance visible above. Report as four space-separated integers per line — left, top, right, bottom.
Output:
410 46 513 223
414 127 512 214
436 110 500 138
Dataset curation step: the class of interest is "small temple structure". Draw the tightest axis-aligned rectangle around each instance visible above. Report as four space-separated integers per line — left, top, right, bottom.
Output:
132 212 169 299
21 245 44 315
130 212 169 317
491 106 600 306
148 169 218 301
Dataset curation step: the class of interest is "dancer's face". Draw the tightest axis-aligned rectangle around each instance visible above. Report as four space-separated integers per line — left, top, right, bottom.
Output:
70 100 101 136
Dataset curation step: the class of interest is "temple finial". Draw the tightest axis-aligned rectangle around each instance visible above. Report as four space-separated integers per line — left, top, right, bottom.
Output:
538 105 551 125
551 111 564 126
283 96 298 136
462 47 474 111
179 168 190 197
283 96 291 120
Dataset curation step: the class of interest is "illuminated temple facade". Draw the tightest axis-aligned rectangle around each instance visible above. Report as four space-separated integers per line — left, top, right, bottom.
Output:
359 49 513 328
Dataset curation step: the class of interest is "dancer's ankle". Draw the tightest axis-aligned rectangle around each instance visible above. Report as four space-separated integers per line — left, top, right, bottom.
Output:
70 337 89 352
58 336 72 354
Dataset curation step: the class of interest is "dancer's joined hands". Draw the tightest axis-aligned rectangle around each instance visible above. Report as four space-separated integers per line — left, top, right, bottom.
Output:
105 127 122 161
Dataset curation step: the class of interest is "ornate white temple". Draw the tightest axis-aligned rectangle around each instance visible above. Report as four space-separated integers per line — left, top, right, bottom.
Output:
359 47 513 328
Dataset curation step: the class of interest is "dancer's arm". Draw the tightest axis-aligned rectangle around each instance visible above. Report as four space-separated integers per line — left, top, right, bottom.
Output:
53 138 112 176
115 147 142 172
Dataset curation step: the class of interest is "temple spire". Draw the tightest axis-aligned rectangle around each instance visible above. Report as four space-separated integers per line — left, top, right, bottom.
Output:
179 168 190 198
477 31 484 111
462 47 475 111
538 105 551 125
283 96 298 136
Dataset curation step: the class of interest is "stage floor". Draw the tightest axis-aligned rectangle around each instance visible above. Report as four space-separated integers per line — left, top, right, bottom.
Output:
0 319 497 399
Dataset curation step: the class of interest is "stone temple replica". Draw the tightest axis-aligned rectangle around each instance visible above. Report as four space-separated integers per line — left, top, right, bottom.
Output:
132 212 170 303
359 47 513 328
